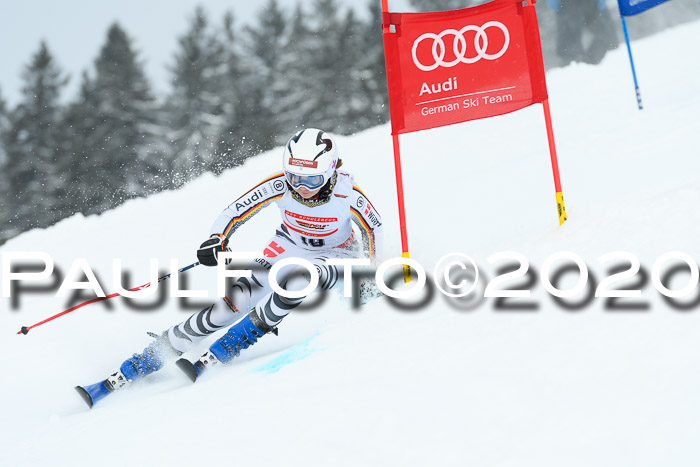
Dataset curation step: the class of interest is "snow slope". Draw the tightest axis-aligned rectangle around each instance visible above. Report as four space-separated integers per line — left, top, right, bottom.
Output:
2 19 700 467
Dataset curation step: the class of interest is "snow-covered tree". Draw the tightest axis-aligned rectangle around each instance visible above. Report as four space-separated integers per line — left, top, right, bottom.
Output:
287 0 361 133
75 23 160 213
237 0 289 149
60 71 108 215
0 87 7 164
0 86 12 243
331 8 376 134
264 0 379 136
216 11 252 170
273 3 314 139
167 6 227 185
4 41 68 232
356 0 390 128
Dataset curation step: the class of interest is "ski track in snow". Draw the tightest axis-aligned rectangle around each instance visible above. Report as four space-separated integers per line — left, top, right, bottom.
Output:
1 19 700 467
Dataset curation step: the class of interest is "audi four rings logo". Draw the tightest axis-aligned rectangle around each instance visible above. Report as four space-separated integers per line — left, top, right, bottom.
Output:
411 21 510 71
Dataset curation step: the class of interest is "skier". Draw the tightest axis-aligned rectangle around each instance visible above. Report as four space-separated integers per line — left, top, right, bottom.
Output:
76 128 383 407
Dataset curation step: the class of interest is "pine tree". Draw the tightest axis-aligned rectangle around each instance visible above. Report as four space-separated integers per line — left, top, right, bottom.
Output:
216 11 251 169
0 86 11 243
0 87 7 166
167 6 227 184
4 41 68 234
59 71 103 215
237 0 289 149
0 87 7 163
274 3 314 138
76 23 160 214
270 0 378 136
292 0 356 133
329 8 371 134
357 0 390 128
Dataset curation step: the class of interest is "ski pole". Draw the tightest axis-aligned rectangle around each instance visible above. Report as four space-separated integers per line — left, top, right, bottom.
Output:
17 261 201 335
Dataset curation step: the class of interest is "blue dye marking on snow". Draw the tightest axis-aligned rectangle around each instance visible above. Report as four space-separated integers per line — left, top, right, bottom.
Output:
253 333 319 374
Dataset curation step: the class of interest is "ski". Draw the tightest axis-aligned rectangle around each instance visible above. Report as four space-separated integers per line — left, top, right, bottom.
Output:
74 370 129 408
75 383 105 408
175 358 203 383
76 290 385 406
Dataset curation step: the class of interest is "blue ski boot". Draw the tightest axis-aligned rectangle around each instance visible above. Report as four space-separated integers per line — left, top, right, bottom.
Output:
176 310 276 383
75 331 181 408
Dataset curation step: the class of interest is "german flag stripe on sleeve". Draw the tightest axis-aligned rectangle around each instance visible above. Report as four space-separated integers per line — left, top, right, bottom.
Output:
235 172 284 203
223 193 283 237
350 206 375 257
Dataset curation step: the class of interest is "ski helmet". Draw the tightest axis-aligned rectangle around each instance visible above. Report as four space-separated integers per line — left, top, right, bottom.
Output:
282 128 339 191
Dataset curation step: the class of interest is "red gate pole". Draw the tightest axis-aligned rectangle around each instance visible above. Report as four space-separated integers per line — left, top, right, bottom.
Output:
542 98 567 225
381 0 412 282
525 0 567 225
391 133 412 282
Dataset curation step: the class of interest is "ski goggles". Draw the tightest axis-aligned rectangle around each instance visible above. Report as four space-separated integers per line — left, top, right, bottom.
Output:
285 172 326 190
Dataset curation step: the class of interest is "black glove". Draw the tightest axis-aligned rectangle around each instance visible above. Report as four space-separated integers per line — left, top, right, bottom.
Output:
197 234 231 266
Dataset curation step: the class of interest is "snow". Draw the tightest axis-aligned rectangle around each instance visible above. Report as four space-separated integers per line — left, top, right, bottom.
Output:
2 18 700 467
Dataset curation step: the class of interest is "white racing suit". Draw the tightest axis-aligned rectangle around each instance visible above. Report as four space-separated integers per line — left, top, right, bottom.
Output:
167 169 383 352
